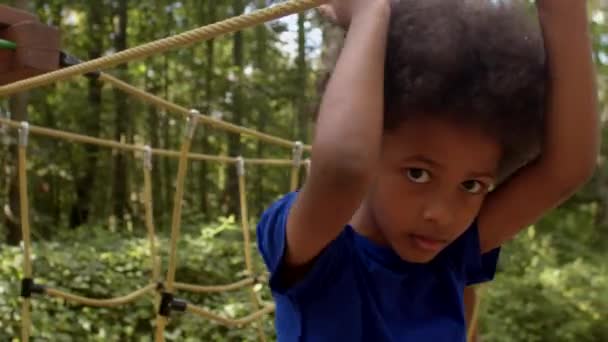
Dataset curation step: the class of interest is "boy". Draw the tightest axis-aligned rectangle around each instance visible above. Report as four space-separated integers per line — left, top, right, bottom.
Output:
257 0 598 341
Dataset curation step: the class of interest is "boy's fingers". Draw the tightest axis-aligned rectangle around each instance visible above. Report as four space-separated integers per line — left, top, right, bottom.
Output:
318 4 338 24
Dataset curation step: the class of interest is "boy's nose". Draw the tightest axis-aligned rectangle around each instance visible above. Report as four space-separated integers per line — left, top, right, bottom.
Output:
422 200 456 228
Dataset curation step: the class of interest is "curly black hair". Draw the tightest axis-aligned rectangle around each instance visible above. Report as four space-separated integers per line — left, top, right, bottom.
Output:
384 0 547 179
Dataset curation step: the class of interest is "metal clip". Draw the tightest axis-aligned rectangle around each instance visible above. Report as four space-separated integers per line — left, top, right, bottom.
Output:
18 122 29 147
236 156 245 177
185 109 199 139
143 145 153 171
292 141 303 167
304 158 311 174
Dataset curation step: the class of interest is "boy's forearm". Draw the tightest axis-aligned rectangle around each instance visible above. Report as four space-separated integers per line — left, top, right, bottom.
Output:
536 0 599 179
313 4 390 176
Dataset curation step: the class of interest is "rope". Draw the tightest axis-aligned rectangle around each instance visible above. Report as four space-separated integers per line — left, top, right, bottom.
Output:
174 277 257 293
186 303 275 328
141 147 166 342
467 286 483 342
100 73 310 151
164 114 198 294
0 117 296 166
45 284 156 307
0 0 327 97
290 142 304 191
236 157 267 341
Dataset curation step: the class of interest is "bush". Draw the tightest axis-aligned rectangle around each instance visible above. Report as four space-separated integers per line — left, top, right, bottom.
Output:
0 217 275 341
479 215 608 342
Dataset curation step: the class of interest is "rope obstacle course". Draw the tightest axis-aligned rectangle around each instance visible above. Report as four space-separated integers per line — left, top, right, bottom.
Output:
0 1 320 340
0 0 483 340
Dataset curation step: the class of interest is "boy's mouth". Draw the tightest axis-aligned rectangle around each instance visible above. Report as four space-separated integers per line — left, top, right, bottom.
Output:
409 234 448 252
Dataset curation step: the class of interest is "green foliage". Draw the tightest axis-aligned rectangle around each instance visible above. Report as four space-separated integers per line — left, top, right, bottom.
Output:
0 219 274 341
479 204 608 342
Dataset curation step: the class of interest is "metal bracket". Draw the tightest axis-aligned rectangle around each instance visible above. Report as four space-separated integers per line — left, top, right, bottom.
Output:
185 109 199 139
292 141 303 167
18 121 29 147
236 156 245 177
143 145 153 171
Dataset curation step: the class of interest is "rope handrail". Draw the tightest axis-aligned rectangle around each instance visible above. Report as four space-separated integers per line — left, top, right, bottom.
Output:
0 117 298 166
174 277 257 293
100 73 311 151
44 283 156 307
0 0 327 97
186 303 275 328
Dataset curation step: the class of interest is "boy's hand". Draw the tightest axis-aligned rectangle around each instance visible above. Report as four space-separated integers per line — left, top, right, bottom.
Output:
318 0 391 28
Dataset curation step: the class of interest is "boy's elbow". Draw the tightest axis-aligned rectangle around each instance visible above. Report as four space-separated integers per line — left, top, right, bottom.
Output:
545 151 597 193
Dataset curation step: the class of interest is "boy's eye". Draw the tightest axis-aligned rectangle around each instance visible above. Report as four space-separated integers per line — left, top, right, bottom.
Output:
407 168 431 184
461 180 484 194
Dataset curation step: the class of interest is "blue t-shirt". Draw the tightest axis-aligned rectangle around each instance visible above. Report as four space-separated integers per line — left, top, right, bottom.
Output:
257 192 500 342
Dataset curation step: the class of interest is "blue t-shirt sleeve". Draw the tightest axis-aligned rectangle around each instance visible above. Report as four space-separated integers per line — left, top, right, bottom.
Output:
256 192 347 296
455 222 501 286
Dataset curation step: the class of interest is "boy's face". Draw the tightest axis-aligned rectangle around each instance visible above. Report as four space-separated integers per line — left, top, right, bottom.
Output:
367 115 501 263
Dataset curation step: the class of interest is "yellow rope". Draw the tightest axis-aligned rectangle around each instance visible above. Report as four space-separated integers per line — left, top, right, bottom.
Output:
0 117 297 166
467 286 483 342
0 0 327 97
236 158 267 342
164 114 198 294
289 142 304 191
18 124 32 342
186 303 275 328
45 284 156 307
174 277 257 293
141 147 166 342
100 73 310 151
143 147 161 282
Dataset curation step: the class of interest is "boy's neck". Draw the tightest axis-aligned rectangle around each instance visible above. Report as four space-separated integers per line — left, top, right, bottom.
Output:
350 200 389 246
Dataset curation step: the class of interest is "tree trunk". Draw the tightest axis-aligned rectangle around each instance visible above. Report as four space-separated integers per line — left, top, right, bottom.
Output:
198 1 217 218
223 0 245 216
112 0 130 225
70 0 103 228
3 0 29 246
253 0 268 216
295 12 308 142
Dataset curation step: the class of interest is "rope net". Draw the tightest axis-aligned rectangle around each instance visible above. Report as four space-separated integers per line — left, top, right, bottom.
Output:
0 0 325 340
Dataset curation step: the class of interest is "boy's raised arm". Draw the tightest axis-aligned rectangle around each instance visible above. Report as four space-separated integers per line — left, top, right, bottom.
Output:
284 0 391 268
478 0 600 252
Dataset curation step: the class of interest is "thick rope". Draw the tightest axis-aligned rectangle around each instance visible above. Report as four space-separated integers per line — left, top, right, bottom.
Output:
186 303 275 328
45 284 156 307
0 117 296 166
100 73 310 151
0 0 327 97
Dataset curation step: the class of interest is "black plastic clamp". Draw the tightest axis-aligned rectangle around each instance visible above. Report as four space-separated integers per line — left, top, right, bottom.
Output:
58 51 101 79
159 292 188 317
20 278 45 298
